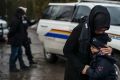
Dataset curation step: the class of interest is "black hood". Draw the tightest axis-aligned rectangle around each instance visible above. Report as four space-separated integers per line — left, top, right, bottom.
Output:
88 5 110 36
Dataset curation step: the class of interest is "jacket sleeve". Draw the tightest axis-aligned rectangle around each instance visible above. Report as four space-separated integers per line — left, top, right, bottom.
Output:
63 24 85 73
86 58 112 79
25 17 36 26
8 19 20 38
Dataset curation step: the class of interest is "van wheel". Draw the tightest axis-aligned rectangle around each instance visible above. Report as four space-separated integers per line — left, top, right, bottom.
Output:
43 48 58 63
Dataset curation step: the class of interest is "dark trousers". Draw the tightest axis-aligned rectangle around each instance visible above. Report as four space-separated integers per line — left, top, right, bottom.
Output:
9 45 25 69
23 42 33 63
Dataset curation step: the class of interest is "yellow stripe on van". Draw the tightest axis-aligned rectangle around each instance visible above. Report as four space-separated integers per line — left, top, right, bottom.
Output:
108 33 120 40
108 33 120 37
50 29 71 35
45 29 71 39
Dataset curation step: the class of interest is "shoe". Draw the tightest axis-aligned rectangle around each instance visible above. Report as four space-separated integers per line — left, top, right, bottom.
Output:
21 66 29 70
30 61 37 64
29 61 37 67
9 68 20 72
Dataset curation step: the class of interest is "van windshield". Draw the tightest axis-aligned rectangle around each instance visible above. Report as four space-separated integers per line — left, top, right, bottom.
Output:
72 6 91 22
107 6 120 26
73 6 120 26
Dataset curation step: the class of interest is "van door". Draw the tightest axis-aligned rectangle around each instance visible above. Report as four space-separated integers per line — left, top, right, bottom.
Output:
37 5 78 55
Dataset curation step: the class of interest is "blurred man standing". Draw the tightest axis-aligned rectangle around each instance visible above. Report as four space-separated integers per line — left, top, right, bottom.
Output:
8 7 36 72
8 7 29 72
18 7 37 66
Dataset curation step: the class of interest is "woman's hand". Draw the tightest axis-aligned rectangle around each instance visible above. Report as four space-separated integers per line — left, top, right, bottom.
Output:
100 46 112 55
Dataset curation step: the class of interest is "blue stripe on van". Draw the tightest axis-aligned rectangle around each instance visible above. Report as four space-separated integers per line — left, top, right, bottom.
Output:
112 38 120 40
45 32 69 39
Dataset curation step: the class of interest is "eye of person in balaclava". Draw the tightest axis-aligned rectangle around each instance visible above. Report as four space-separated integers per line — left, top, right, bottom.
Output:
95 28 107 34
94 13 109 34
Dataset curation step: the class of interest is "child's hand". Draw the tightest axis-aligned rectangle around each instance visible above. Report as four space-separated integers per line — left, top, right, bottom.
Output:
91 46 99 54
82 65 90 74
100 46 112 55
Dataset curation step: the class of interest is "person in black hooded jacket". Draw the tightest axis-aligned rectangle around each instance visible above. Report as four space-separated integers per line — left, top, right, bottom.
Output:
82 12 117 80
8 8 29 72
63 5 113 80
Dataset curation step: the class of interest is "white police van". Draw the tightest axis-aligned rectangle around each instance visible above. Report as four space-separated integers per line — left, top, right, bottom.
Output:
37 1 120 63
0 19 8 42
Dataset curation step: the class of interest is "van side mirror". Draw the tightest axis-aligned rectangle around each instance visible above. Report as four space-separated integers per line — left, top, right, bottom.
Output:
41 13 49 19
72 16 88 23
72 18 81 23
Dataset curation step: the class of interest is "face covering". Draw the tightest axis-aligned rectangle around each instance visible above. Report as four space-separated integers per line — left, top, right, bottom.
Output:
88 5 110 37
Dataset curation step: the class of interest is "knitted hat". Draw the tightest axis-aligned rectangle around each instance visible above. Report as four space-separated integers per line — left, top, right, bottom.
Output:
18 6 27 13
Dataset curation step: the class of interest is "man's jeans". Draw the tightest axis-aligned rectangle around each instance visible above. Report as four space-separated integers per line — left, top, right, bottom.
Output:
9 45 25 70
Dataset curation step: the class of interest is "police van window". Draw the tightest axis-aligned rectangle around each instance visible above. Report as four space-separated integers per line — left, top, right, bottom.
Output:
55 6 74 21
42 5 61 19
42 6 53 19
106 6 120 26
72 6 90 22
50 6 61 20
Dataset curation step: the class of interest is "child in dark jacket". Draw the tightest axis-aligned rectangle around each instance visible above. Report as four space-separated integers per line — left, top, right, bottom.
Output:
86 33 117 80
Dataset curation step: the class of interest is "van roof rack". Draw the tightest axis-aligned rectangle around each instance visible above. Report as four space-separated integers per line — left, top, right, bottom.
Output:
79 0 120 4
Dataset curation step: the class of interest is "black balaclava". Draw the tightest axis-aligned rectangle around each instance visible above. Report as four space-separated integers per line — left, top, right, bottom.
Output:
88 5 110 37
15 8 25 19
